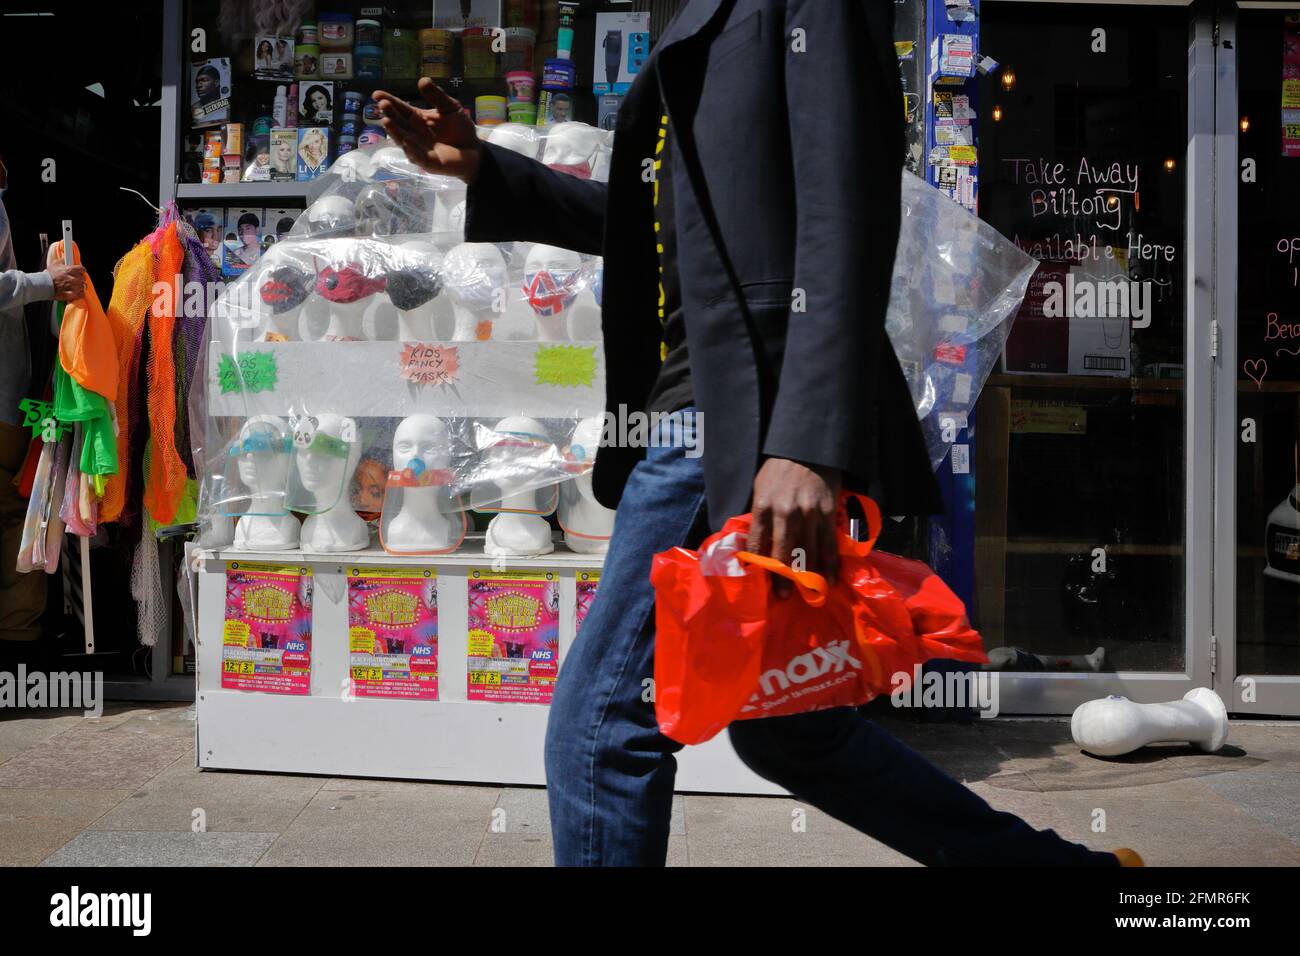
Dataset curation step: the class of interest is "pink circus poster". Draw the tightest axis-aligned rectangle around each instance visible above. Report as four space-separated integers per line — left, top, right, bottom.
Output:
346 567 439 700
222 562 313 695
576 570 600 636
466 569 560 704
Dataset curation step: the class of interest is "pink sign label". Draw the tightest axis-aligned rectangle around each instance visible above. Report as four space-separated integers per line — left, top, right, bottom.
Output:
466 570 560 704
399 343 459 386
222 562 313 695
347 567 439 700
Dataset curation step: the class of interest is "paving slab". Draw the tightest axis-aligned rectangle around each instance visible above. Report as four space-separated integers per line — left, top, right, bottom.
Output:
255 785 500 866
489 786 685 837
1215 724 1300 772
1045 778 1300 866
965 779 1095 847
683 794 918 866
92 758 327 833
41 830 278 867
66 705 197 741
0 728 192 790
320 776 453 792
475 833 553 866
1198 769 1300 843
0 788 133 867
0 712 87 753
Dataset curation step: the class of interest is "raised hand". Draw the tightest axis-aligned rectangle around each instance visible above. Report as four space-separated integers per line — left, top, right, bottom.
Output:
374 77 484 183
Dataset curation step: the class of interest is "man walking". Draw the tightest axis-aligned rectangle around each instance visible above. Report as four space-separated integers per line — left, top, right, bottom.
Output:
377 0 1137 867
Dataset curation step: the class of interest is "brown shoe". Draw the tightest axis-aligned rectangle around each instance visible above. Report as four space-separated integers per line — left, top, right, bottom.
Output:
1112 848 1144 867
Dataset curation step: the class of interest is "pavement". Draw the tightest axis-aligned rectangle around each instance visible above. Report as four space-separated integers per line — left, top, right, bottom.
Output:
1 702 1298 866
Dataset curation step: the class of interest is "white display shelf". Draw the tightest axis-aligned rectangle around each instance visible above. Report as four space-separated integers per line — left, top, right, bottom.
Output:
193 542 779 795
207 339 606 420
176 182 314 202
196 534 610 571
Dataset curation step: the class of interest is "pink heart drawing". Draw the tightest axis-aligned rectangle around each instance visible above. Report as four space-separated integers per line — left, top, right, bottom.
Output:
1244 358 1268 388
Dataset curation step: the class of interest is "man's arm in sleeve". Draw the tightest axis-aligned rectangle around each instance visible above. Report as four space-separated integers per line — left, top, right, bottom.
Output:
464 141 608 256
0 267 54 312
760 0 899 481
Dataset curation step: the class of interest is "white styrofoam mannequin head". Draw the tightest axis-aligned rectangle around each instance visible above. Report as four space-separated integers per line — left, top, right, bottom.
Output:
331 147 376 183
295 413 360 498
487 123 540 159
521 244 582 340
235 415 292 495
382 415 460 554
394 414 451 474
1071 688 1229 757
303 194 356 238
567 416 603 500
231 415 300 550
480 414 556 556
542 122 606 173
444 242 507 340
295 413 369 552
558 416 613 552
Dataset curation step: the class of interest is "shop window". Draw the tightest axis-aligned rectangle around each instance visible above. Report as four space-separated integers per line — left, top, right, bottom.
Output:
180 1 681 188
1234 10 1300 677
973 3 1188 671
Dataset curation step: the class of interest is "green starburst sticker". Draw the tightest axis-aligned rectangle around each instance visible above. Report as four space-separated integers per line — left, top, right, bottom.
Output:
217 352 279 394
534 345 596 388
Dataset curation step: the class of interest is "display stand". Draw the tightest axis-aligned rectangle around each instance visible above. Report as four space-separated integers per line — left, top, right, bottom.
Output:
192 537 780 795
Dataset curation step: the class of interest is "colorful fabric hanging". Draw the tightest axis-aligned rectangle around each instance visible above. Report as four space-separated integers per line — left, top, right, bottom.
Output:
52 241 118 401
51 301 117 482
142 221 188 525
100 238 156 522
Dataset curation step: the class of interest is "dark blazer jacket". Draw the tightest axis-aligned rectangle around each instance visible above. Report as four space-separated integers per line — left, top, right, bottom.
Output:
466 0 942 530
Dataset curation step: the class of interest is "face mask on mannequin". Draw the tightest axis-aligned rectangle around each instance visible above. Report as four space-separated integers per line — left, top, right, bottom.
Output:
546 161 592 180
316 263 387 303
385 267 443 311
449 271 503 311
260 267 312 313
522 269 579 317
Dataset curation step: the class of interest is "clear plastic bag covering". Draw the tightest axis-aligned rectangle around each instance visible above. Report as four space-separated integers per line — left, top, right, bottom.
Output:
190 135 1029 549
887 171 1038 468
190 126 611 551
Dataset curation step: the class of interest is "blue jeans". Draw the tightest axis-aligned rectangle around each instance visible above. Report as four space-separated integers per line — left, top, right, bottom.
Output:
544 409 1117 867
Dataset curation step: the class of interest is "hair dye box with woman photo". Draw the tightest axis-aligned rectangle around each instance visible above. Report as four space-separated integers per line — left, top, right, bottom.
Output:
298 81 335 126
254 34 295 81
296 128 331 181
270 128 297 182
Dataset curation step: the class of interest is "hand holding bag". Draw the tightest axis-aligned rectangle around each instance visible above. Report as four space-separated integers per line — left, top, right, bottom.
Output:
650 494 988 745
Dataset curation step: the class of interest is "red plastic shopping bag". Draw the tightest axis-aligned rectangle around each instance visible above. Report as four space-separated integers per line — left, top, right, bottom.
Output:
650 494 988 745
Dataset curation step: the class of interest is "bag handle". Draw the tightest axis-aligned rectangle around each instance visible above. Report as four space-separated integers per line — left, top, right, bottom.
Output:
724 493 883 604
734 551 829 607
838 492 883 556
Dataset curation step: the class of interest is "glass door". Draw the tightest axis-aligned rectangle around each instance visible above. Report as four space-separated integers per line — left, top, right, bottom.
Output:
1216 3 1300 715
972 0 1214 712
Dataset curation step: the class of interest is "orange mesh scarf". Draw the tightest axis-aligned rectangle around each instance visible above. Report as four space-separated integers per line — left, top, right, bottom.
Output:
100 240 156 522
51 240 117 399
143 222 187 524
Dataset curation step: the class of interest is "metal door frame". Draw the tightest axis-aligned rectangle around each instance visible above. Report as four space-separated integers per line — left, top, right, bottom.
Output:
983 0 1216 714
1212 2 1300 716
